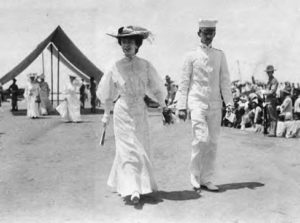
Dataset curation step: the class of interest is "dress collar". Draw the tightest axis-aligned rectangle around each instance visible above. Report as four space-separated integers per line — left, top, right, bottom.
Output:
124 55 137 62
199 42 212 49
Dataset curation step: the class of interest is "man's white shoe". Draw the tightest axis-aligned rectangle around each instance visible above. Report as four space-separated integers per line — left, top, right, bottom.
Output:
201 182 219 191
130 191 140 204
190 174 201 189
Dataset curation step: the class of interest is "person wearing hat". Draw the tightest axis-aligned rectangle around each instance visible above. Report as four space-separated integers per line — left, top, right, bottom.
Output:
24 73 41 118
176 19 233 192
96 26 167 204
57 75 82 122
263 65 279 136
8 78 19 111
38 73 52 115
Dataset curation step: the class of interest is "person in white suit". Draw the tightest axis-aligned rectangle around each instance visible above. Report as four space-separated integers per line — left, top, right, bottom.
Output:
176 19 233 192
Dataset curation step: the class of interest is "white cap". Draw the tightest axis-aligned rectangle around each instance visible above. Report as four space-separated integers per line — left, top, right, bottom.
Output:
198 19 218 28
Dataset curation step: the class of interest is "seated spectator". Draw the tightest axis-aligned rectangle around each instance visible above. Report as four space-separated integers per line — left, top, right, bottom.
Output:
238 94 251 130
223 105 236 127
278 86 293 121
294 92 300 120
248 98 263 129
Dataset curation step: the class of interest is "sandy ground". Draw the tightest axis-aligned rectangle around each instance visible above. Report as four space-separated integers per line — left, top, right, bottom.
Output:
0 100 300 223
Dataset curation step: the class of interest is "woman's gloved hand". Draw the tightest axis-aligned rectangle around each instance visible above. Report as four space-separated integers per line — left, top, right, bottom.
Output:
101 113 110 125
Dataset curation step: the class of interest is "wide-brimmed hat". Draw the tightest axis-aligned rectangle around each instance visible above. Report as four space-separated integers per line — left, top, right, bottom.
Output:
252 98 259 104
39 73 45 79
240 94 248 102
265 65 276 72
281 86 291 95
107 26 152 40
27 73 37 78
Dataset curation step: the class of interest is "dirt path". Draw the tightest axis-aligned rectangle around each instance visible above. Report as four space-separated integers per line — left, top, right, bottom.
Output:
0 102 300 223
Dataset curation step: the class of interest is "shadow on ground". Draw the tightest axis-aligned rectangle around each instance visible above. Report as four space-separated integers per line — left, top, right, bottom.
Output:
80 108 104 115
10 108 105 116
124 190 201 210
216 182 265 193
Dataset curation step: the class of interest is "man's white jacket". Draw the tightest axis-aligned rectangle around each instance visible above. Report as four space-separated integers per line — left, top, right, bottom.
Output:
176 44 233 112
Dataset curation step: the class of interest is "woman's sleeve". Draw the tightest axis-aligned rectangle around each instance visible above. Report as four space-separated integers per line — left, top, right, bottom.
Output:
23 84 29 99
147 62 167 107
96 68 117 114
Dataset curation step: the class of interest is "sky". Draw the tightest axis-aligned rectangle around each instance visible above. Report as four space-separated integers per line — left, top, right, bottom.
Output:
1 0 300 88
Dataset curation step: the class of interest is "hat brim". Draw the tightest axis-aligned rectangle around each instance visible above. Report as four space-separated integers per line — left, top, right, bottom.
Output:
281 90 290 94
265 69 276 72
106 33 148 39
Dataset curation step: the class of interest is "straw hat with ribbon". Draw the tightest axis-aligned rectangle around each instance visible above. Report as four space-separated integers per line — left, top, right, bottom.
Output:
107 26 154 43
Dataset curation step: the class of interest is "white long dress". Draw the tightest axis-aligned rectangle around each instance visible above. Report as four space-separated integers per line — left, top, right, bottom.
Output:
39 81 52 115
24 82 41 118
97 56 166 197
62 80 82 122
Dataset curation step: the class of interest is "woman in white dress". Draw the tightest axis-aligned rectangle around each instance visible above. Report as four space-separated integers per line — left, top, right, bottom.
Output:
97 26 167 204
58 75 82 122
38 74 52 115
24 73 41 119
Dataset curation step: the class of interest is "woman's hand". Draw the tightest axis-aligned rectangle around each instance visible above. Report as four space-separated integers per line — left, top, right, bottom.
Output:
101 113 110 125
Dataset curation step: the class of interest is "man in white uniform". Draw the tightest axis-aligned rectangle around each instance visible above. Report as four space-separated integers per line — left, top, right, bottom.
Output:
177 19 233 192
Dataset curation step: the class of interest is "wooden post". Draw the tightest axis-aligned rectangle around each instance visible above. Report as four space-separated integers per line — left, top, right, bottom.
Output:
50 44 54 104
57 50 60 105
42 51 45 75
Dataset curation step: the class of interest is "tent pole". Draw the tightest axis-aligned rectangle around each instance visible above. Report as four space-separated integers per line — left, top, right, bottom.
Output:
42 51 45 74
50 44 54 105
57 50 60 105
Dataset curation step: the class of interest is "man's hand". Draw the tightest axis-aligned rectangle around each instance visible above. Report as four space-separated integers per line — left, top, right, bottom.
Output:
178 109 187 121
162 107 174 124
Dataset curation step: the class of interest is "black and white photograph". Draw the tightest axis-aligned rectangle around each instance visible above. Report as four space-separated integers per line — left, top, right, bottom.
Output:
0 0 300 222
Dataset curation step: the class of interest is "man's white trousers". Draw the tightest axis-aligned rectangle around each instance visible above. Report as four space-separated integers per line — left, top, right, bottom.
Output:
190 108 222 184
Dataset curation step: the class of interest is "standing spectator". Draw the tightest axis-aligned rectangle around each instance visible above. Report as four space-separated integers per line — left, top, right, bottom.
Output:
90 77 97 113
57 75 82 123
38 74 52 115
8 78 19 111
79 79 86 110
263 65 279 137
24 73 41 119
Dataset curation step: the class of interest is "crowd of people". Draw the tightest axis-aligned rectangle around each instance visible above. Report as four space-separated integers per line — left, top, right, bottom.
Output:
1 73 98 122
222 68 300 138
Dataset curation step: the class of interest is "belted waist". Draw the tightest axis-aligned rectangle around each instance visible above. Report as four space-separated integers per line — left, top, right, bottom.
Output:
119 95 145 104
